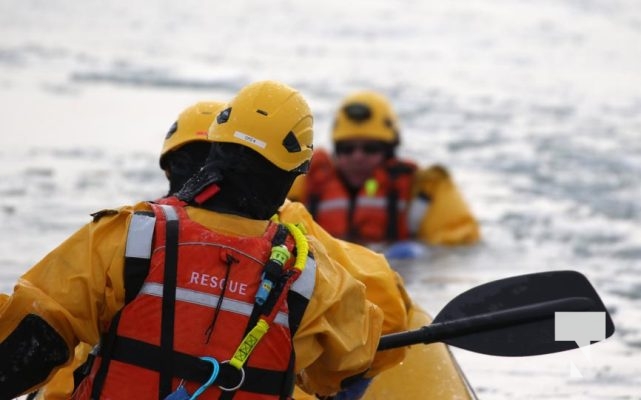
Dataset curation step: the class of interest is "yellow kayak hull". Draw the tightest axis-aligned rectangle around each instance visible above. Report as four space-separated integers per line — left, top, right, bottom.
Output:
362 303 474 399
294 303 474 399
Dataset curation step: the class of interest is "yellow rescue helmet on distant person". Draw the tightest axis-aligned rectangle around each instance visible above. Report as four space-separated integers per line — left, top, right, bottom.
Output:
208 80 314 174
332 90 399 144
160 101 226 168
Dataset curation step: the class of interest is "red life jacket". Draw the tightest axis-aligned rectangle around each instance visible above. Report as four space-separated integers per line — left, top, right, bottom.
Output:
306 151 417 244
73 202 315 400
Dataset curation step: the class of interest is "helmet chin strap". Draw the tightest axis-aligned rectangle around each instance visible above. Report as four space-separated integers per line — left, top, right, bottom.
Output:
193 184 221 205
175 165 224 204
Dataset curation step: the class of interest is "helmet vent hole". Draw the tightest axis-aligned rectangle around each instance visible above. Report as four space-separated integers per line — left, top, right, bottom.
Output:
165 121 178 139
282 131 302 152
343 103 371 123
217 108 231 124
256 109 268 116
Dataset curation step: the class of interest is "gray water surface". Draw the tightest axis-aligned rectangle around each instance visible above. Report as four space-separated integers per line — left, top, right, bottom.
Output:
1 0 640 398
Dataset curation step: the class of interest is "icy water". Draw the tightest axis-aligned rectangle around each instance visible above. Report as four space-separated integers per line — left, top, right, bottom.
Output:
1 0 641 398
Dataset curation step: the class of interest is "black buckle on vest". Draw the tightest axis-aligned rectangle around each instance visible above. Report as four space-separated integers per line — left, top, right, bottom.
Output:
106 336 286 396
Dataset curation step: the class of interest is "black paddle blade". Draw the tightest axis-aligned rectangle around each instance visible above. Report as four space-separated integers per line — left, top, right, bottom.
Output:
432 270 615 356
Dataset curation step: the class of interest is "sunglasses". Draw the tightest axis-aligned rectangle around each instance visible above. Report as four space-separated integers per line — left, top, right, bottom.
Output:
335 142 387 156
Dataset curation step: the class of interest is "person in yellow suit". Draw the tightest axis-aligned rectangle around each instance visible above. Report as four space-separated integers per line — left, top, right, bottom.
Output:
31 98 408 399
0 81 405 399
288 90 480 248
26 101 232 399
159 101 226 196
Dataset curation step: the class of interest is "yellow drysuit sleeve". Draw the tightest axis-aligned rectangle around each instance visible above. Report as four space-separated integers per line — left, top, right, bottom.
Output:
0 204 140 396
0 202 385 397
33 343 93 400
278 200 408 376
294 235 384 396
411 165 481 245
287 174 307 202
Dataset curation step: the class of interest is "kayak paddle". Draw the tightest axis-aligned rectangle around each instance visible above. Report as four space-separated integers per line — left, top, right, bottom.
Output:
378 270 615 356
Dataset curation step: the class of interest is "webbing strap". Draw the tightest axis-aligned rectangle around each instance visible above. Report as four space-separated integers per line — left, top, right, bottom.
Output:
221 225 289 400
385 163 415 241
108 336 287 396
88 210 156 397
159 205 179 399
308 193 320 220
90 311 122 398
242 225 290 336
386 188 399 241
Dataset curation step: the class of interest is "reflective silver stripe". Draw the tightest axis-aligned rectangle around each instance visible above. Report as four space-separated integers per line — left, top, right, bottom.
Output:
317 198 349 212
356 196 406 210
290 257 316 300
125 213 156 259
140 282 290 328
318 197 406 212
159 204 178 221
356 196 386 208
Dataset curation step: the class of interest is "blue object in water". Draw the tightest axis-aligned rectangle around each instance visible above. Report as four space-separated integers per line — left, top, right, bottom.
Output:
384 241 427 260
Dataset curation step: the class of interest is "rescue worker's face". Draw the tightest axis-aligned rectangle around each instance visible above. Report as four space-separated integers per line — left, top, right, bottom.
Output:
334 139 387 189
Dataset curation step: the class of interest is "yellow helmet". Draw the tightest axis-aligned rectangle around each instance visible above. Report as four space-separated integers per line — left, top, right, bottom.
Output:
332 90 399 144
160 101 226 168
208 80 314 174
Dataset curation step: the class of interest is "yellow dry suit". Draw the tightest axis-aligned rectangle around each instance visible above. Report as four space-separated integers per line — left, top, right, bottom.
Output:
0 203 389 398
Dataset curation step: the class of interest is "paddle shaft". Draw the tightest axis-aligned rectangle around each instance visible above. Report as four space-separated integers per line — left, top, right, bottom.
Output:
378 296 594 351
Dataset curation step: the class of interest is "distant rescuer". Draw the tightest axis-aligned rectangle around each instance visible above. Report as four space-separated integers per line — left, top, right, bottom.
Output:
0 80 390 399
289 90 480 246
